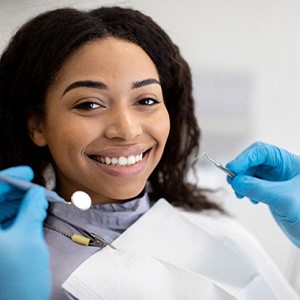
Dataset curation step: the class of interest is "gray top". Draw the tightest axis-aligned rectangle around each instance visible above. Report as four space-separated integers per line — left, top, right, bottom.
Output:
44 193 151 300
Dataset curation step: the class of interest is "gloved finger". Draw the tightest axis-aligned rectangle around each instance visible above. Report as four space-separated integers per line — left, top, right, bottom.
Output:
230 174 285 207
1 166 34 181
0 166 34 197
14 186 48 233
229 179 258 203
227 175 244 199
226 142 288 175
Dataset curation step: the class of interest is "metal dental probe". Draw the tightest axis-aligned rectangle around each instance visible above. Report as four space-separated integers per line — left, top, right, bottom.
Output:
193 152 236 178
0 173 91 209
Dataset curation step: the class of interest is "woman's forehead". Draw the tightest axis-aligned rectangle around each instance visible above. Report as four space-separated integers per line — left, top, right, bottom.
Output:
52 37 160 90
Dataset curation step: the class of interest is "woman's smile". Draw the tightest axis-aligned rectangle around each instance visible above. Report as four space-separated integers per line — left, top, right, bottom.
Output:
87 146 152 177
89 153 144 167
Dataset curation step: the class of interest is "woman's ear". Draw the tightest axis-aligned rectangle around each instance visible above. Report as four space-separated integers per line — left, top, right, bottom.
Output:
27 115 47 147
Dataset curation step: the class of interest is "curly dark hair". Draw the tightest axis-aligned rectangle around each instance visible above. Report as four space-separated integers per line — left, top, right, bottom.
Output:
0 6 223 212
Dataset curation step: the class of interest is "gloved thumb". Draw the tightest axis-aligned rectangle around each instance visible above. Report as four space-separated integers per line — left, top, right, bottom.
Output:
14 186 48 233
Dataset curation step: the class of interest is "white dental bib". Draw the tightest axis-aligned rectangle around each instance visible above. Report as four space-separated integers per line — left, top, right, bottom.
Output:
62 199 298 299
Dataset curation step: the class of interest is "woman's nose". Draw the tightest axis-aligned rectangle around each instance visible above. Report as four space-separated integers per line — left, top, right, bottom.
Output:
104 110 143 140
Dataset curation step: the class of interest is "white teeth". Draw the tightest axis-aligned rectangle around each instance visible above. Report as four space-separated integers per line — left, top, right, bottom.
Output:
127 156 135 165
94 153 144 166
118 156 127 166
111 157 118 165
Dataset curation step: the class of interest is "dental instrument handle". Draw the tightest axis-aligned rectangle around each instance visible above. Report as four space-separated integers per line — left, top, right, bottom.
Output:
0 173 66 203
214 163 236 178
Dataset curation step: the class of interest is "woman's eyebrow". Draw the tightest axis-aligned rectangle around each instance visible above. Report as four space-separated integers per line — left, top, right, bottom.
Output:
62 78 160 96
62 80 108 96
132 78 161 89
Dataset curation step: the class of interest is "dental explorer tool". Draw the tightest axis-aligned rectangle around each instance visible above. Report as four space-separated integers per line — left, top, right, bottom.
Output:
193 152 236 178
0 173 92 210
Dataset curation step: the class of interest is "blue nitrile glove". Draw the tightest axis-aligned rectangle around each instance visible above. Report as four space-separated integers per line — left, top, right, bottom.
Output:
0 185 51 300
0 166 34 225
226 141 300 248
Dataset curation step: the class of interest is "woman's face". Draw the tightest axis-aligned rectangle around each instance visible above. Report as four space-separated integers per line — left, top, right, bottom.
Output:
30 37 170 204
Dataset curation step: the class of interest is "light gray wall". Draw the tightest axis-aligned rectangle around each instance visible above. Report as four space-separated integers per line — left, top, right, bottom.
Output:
1 0 300 293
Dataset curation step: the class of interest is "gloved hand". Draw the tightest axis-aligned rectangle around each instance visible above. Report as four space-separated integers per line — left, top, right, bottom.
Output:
226 142 300 248
0 168 51 300
0 166 34 225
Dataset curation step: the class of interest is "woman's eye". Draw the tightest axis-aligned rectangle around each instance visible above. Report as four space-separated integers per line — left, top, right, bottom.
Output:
138 98 159 106
74 102 101 110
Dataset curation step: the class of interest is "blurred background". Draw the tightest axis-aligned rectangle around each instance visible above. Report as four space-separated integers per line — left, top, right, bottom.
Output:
1 0 300 294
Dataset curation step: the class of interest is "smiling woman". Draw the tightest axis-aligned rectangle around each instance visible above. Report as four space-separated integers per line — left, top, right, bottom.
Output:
0 5 298 300
0 6 214 298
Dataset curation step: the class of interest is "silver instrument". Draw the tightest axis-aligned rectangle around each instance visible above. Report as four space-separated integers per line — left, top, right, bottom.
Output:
193 152 236 178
